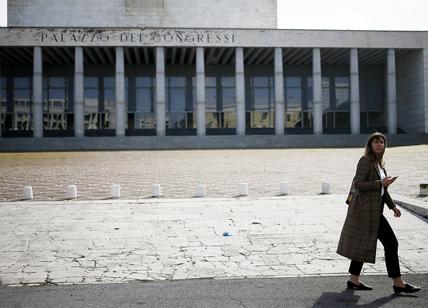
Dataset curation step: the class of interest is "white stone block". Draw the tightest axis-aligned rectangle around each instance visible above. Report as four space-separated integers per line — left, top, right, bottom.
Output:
280 182 289 195
239 183 248 196
111 184 121 199
23 186 33 200
67 185 77 199
420 184 428 196
153 184 162 198
321 183 330 194
196 185 206 197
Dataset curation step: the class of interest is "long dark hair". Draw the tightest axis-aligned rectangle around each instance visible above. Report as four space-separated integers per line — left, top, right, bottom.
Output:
364 132 387 167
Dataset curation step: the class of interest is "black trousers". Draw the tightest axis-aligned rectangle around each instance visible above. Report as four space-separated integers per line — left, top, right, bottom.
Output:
349 215 401 278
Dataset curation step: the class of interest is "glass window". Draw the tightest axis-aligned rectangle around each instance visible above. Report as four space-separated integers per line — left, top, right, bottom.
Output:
335 77 349 110
84 77 99 129
13 77 32 130
134 76 155 129
167 77 186 112
1 78 6 113
43 77 69 130
1 78 6 131
250 76 273 128
285 77 302 128
166 76 189 128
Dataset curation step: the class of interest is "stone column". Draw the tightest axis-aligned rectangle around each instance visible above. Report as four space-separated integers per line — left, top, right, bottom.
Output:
156 47 166 136
115 47 126 137
33 47 43 138
350 48 360 134
274 48 284 135
387 48 397 134
312 48 322 135
196 47 206 136
74 47 84 137
235 47 245 136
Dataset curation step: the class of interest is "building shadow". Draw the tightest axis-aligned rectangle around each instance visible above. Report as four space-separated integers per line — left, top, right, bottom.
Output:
311 289 400 307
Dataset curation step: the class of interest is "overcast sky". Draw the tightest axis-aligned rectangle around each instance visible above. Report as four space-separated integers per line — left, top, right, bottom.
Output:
0 0 427 30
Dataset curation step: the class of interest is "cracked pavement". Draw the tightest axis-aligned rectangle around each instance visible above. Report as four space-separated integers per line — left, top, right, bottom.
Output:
0 196 427 287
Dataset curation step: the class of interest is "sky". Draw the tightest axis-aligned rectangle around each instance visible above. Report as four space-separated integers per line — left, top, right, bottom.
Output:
0 0 427 30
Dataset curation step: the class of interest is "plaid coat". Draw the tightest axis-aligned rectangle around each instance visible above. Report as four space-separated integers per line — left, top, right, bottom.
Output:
337 156 396 263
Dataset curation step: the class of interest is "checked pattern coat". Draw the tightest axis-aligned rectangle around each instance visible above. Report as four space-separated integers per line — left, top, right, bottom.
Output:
337 156 396 263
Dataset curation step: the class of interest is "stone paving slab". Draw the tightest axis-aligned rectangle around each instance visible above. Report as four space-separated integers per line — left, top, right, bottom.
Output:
0 146 427 201
0 195 427 287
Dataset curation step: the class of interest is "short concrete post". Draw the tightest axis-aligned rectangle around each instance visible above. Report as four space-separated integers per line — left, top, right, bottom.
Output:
280 182 289 195
239 183 248 196
321 183 330 194
153 184 162 197
23 186 33 200
67 185 78 199
196 185 206 197
111 184 121 199
420 184 428 196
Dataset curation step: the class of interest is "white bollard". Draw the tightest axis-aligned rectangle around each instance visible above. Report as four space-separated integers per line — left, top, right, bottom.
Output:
67 185 78 199
239 183 248 196
196 185 206 197
321 183 330 194
23 186 33 200
111 184 121 199
153 184 162 198
280 182 289 195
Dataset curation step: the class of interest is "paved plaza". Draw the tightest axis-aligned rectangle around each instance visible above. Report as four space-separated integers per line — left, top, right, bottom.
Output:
0 145 427 201
0 195 427 287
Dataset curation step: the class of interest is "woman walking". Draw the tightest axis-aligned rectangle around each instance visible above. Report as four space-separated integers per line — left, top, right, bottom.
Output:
337 132 421 294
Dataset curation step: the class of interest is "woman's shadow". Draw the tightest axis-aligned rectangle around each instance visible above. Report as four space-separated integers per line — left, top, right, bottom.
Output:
311 289 417 307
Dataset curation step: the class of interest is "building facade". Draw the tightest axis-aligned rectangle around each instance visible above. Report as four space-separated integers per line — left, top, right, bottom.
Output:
0 0 427 150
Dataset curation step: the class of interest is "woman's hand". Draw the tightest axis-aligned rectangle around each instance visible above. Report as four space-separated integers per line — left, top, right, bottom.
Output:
392 207 401 218
381 176 398 188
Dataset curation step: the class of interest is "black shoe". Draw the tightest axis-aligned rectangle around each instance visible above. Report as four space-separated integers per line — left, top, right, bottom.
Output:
393 283 421 294
347 280 373 290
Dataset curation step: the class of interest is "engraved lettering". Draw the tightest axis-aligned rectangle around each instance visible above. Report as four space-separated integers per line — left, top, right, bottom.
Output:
176 33 183 43
163 33 173 42
41 33 48 42
224 34 230 43
207 34 212 43
71 34 78 42
80 33 88 42
215 34 221 43
152 33 161 42
197 34 204 43
185 34 194 43
100 33 109 42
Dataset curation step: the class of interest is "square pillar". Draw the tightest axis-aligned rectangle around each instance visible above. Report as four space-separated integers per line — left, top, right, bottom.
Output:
156 47 166 136
235 47 245 136
33 47 43 138
74 47 84 137
350 48 360 134
274 48 284 135
115 47 126 137
312 48 322 135
387 48 397 134
196 47 206 136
